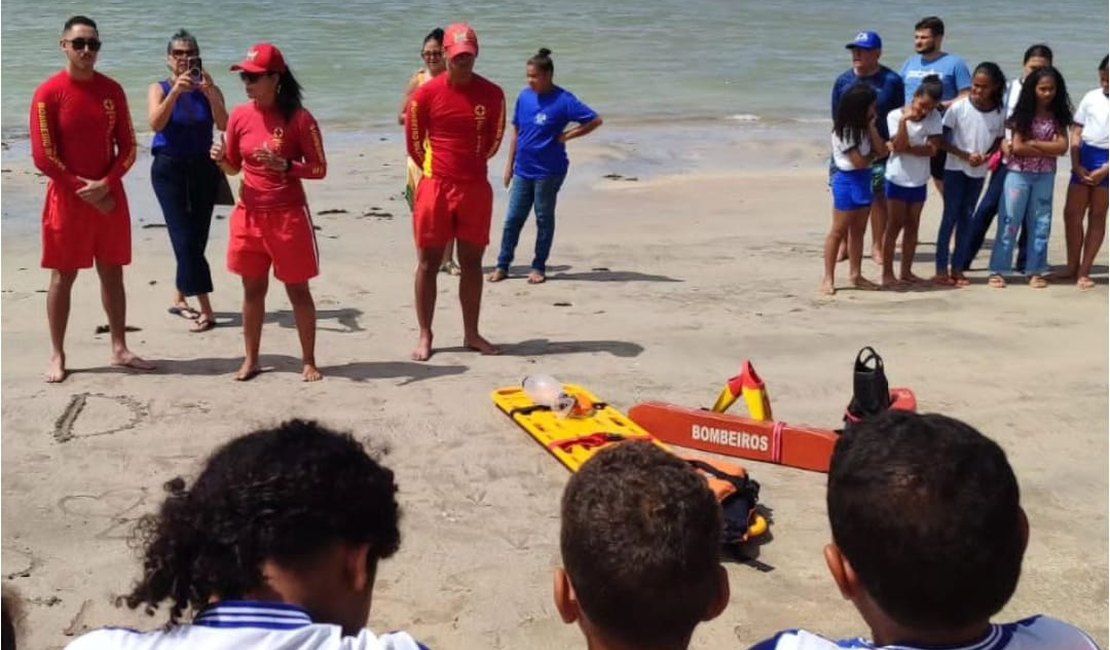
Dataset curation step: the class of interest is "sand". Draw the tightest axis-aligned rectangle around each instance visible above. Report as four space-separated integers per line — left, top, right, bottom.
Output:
1 131 1107 649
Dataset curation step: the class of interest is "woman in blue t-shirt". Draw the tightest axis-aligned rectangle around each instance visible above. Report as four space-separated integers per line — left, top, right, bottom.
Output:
488 49 603 284
148 30 228 332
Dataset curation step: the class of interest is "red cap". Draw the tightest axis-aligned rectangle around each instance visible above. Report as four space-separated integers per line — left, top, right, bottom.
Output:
230 42 287 74
444 23 478 59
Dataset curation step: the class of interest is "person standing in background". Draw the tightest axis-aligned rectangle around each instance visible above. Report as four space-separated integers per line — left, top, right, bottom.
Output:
30 15 154 383
963 44 1054 273
900 16 972 195
489 48 602 285
1060 55 1108 290
211 42 328 381
831 30 904 264
405 23 505 361
148 29 229 333
398 28 460 277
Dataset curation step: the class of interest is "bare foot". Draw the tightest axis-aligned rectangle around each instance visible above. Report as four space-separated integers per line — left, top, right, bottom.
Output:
110 350 155 371
880 274 901 290
411 332 434 361
850 276 880 290
1028 275 1049 289
464 334 501 355
988 275 1007 289
45 353 67 383
1078 276 1096 290
900 272 927 285
302 363 323 382
487 268 508 283
819 279 836 295
953 274 971 288
527 270 546 284
234 360 263 381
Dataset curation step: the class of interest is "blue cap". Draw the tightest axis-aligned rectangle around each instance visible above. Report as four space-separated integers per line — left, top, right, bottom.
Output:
846 31 882 50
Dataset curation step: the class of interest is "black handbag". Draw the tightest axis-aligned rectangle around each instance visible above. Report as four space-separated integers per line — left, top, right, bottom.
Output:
213 171 236 206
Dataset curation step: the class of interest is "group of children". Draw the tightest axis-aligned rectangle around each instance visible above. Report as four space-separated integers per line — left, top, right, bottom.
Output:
825 49 1109 295
1 411 1098 649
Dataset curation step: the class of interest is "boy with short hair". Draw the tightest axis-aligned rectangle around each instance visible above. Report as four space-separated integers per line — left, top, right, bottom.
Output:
555 441 730 650
750 411 1100 650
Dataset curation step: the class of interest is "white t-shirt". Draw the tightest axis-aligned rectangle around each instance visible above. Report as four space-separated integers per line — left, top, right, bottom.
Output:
1005 77 1024 119
831 130 872 171
942 98 1006 178
1074 87 1110 149
885 107 943 187
64 602 428 650
748 615 1101 650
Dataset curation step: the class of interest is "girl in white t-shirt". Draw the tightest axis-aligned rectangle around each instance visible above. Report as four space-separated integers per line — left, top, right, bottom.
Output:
1062 55 1109 290
882 76 943 288
940 63 1006 286
823 85 888 295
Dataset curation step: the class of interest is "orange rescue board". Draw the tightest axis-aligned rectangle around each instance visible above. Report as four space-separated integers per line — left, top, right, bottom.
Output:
628 402 838 472
629 388 917 473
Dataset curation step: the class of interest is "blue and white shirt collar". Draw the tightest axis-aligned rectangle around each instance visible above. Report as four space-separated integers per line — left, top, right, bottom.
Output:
194 601 315 630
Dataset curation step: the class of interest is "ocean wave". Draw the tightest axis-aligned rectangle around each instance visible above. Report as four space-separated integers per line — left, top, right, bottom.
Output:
727 113 761 122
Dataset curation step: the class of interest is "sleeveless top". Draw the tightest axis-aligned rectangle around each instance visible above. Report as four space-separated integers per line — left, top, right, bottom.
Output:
151 80 215 158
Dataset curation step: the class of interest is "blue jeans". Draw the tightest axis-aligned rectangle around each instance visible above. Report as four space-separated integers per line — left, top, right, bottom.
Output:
965 166 1027 271
495 174 566 273
989 170 1055 276
941 170 986 274
151 153 220 295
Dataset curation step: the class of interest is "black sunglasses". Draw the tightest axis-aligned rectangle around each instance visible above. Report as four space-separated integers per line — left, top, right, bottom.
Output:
239 71 268 83
65 38 102 52
421 49 443 58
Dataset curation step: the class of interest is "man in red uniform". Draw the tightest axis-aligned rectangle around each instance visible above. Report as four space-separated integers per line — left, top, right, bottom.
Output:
405 22 505 361
30 15 153 382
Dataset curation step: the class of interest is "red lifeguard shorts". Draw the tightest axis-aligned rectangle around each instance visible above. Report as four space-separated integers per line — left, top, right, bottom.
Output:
41 182 131 270
227 204 319 284
412 176 493 248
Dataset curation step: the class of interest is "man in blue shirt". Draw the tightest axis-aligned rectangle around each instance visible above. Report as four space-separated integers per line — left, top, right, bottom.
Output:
900 16 972 193
831 31 904 264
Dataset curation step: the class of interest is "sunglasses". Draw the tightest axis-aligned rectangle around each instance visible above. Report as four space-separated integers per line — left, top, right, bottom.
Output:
65 38 102 52
421 49 443 59
170 48 198 58
239 71 269 83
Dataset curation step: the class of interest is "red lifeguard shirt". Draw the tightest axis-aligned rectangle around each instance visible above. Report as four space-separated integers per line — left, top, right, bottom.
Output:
30 71 137 193
406 73 505 182
224 103 327 210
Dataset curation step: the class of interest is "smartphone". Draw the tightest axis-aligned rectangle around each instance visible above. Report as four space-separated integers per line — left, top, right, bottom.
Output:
188 56 203 83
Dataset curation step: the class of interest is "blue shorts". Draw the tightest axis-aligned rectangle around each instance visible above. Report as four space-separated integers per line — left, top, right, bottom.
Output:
1071 142 1109 188
831 168 873 211
885 180 927 203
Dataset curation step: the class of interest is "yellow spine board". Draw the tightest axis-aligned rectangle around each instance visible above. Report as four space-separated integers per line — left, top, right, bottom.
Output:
491 384 665 472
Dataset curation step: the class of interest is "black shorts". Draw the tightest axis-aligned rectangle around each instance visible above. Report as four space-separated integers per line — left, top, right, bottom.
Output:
930 150 947 180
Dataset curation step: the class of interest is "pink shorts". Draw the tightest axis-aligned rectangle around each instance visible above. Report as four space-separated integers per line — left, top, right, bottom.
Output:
227 204 319 283
41 182 131 270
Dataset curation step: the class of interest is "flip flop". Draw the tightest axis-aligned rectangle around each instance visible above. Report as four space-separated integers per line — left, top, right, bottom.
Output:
190 315 217 333
168 305 200 320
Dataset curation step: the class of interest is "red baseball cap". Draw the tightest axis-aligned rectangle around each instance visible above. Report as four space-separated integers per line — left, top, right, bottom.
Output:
230 42 287 74
444 23 478 59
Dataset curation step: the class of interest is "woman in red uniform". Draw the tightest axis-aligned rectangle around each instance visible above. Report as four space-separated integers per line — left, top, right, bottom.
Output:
211 43 326 381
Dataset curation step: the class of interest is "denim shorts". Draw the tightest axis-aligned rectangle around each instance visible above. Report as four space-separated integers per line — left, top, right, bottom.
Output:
832 168 873 211
885 180 927 203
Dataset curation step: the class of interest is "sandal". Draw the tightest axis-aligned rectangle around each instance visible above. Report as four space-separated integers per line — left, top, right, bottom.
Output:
190 314 217 333
1077 277 1096 291
988 275 1006 289
1028 275 1048 289
168 304 200 320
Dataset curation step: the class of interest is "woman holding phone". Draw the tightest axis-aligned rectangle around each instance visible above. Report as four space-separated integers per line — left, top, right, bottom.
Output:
148 29 228 332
